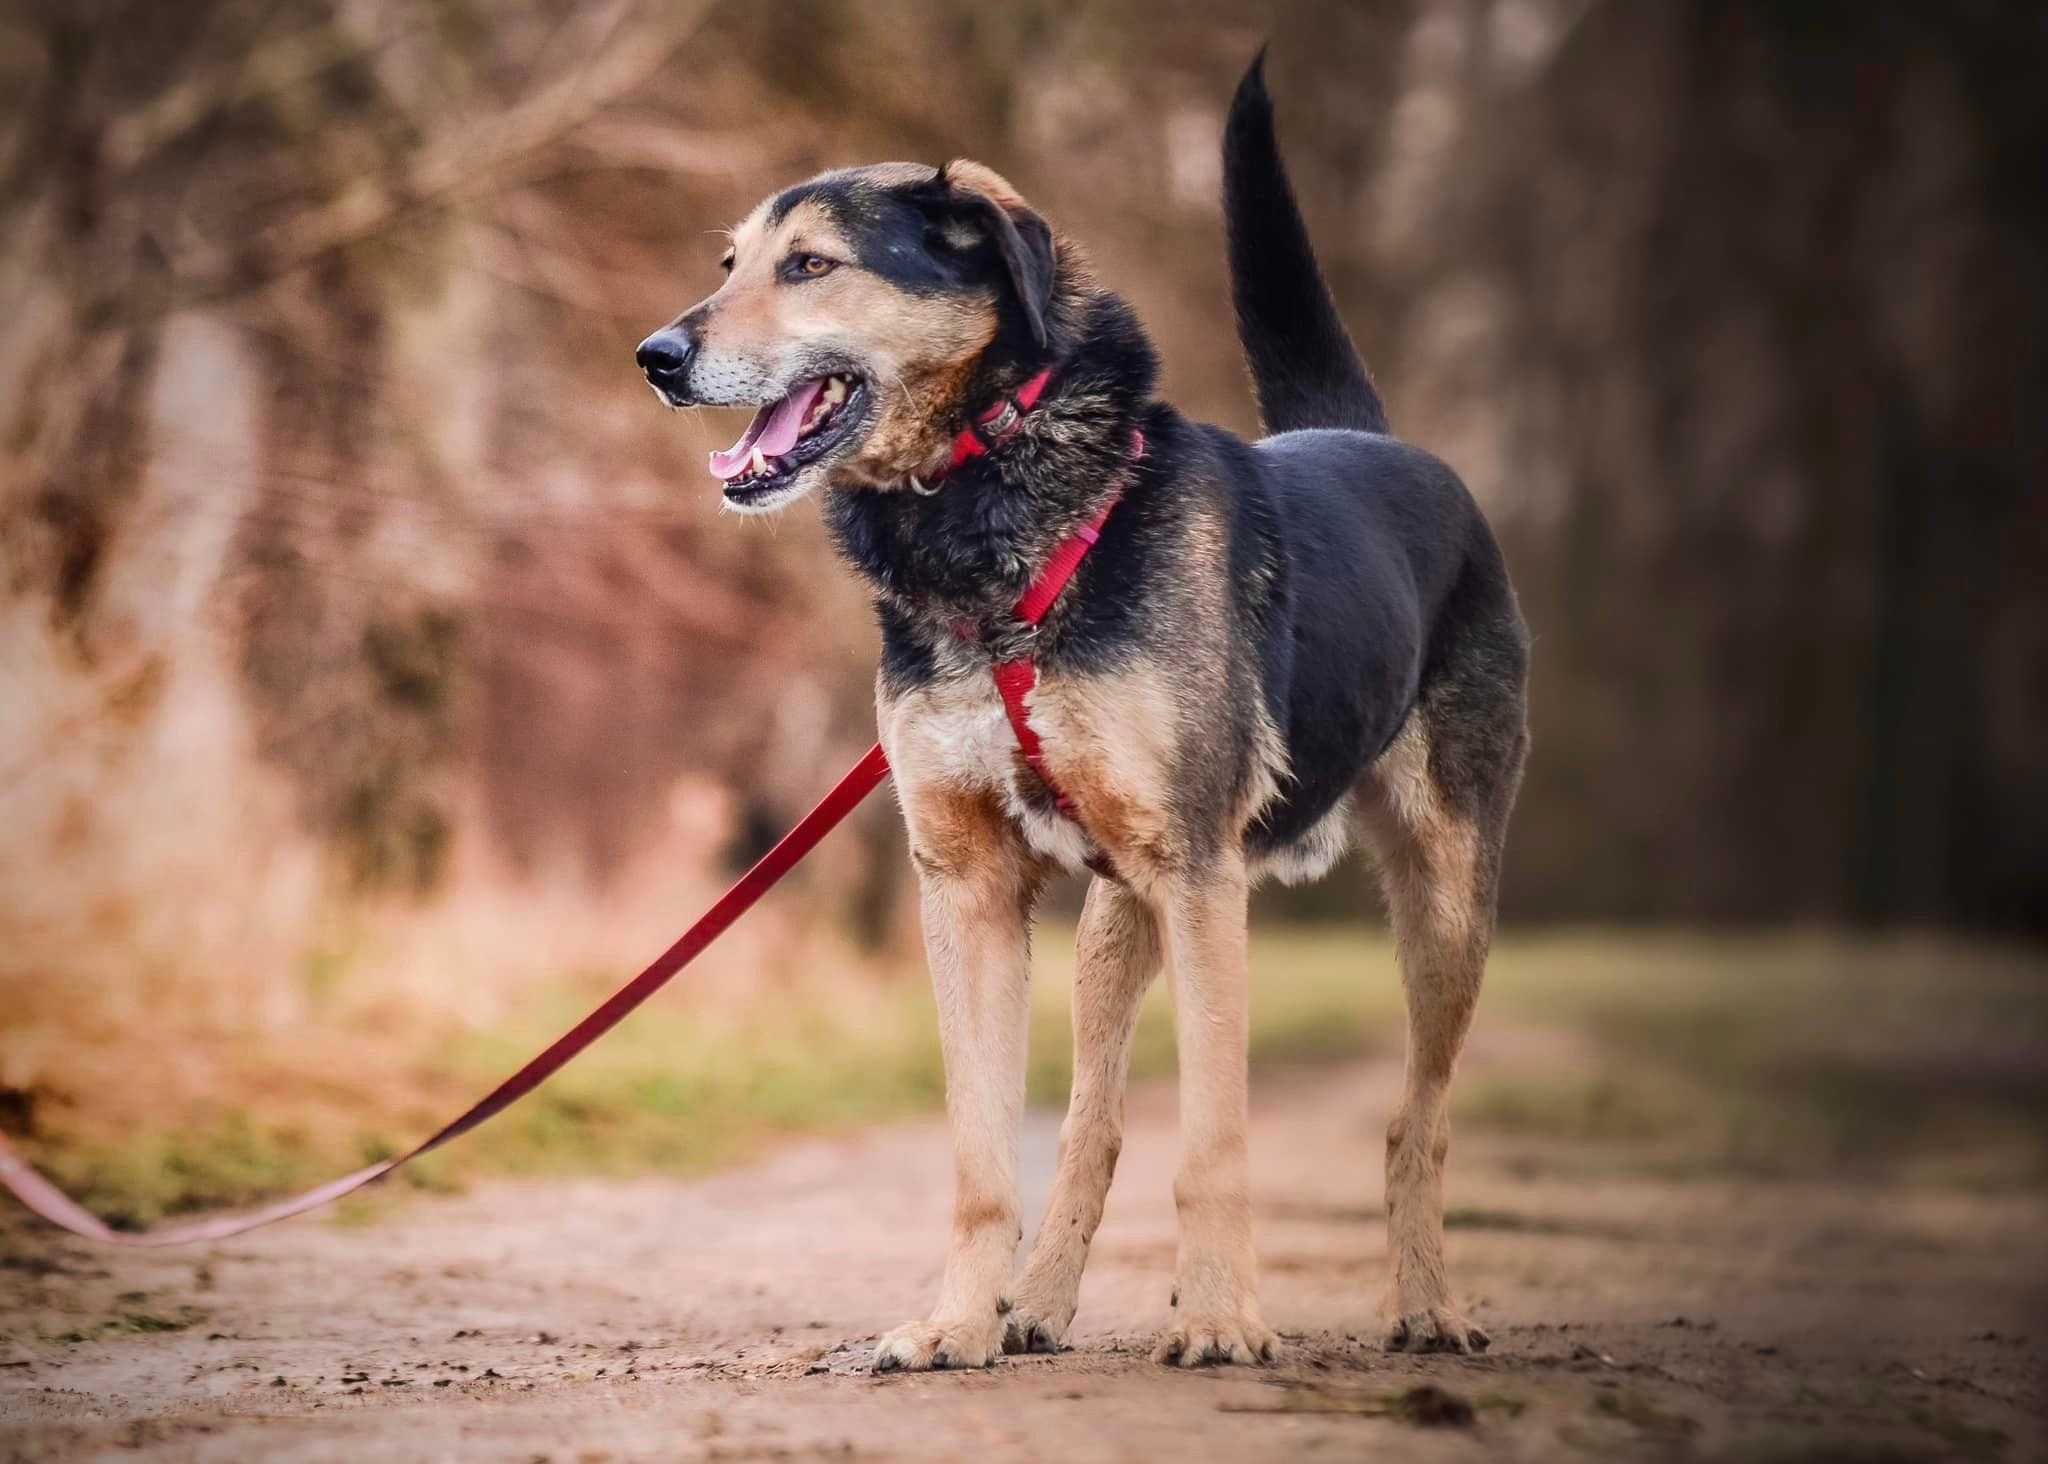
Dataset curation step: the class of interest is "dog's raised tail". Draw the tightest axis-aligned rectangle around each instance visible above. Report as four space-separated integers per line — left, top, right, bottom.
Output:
1223 50 1388 436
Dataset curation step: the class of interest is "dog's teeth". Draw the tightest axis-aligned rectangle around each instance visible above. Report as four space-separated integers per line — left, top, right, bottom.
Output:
823 376 848 404
751 447 771 477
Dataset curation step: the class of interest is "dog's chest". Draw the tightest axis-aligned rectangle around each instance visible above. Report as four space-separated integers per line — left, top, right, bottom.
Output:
882 671 1099 873
882 658 1185 878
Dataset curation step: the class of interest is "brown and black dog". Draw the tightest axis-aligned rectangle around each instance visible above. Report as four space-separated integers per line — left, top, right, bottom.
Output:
637 54 1529 1371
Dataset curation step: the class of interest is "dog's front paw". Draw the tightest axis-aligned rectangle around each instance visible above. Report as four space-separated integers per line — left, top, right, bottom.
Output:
1384 1306 1490 1355
999 1277 1078 1355
999 1301 1069 1355
1151 1310 1277 1368
871 1315 1002 1373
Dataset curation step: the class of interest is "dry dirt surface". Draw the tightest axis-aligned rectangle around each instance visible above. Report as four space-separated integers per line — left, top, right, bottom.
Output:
3 1049 2044 1463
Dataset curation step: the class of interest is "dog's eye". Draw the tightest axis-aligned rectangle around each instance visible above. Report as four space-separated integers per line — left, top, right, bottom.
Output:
719 251 735 274
784 253 838 280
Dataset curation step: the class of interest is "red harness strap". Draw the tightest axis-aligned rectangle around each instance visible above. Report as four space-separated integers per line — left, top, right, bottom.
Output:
962 420 1145 824
990 495 1117 819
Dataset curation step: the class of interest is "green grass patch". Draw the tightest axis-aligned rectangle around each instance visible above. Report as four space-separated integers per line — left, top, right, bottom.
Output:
1447 929 2048 1183
18 929 2044 1226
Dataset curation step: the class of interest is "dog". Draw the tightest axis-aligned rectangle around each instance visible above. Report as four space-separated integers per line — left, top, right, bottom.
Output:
636 53 1529 1371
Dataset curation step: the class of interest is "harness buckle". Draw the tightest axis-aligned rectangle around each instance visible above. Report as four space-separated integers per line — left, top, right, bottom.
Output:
971 396 1024 449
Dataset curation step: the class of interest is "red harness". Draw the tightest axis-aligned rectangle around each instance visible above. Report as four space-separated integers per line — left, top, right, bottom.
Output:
935 369 1138 822
982 496 1118 820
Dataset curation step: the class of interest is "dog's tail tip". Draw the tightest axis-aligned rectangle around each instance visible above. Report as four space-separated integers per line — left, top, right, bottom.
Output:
1225 45 1273 144
1237 43 1272 101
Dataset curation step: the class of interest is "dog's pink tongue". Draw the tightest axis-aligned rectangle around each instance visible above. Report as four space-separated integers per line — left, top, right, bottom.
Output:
708 406 771 481
706 379 826 481
756 378 825 456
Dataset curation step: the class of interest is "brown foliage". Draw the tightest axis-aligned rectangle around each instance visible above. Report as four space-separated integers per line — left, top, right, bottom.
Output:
0 0 2041 1020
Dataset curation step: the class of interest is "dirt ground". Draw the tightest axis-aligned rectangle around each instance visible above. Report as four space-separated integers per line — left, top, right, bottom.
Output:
3 1041 2044 1463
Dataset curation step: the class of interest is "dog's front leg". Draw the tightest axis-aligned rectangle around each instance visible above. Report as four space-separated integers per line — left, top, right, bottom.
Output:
1152 852 1276 1367
873 788 1041 1373
1004 877 1163 1353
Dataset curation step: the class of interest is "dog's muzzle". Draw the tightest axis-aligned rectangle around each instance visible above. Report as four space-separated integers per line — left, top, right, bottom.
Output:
636 327 699 405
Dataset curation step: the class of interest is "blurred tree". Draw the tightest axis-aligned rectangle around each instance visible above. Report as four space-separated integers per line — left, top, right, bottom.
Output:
1445 1 2048 927
1 0 2041 968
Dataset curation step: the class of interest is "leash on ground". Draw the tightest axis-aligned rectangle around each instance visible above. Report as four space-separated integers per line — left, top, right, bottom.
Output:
0 744 892 1247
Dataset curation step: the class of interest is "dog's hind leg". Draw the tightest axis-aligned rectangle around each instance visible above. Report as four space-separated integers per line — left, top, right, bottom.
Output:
1003 877 1163 1353
872 784 1045 1373
1360 653 1527 1354
1150 851 1277 1367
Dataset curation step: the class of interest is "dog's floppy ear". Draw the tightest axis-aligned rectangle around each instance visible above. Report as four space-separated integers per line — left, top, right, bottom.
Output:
931 160 1057 352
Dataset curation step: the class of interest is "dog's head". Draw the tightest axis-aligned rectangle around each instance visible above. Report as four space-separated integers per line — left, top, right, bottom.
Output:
637 161 1057 514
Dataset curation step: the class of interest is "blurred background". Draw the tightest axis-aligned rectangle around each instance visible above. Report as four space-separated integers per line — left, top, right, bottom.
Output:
1 0 2043 1223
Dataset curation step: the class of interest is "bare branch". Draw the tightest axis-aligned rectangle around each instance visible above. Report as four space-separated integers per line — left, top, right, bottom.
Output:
171 0 716 301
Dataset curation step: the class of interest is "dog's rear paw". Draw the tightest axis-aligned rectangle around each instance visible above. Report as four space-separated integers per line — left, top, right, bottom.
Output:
1384 1307 1490 1355
1151 1313 1278 1368
871 1317 1001 1373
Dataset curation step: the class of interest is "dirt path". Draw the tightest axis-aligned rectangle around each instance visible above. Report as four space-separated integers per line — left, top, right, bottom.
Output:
4 1045 2044 1462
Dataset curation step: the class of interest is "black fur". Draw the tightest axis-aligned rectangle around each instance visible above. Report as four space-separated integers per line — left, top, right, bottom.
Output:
928 165 1058 352
770 168 1056 364
829 55 1525 871
1222 50 1389 435
828 273 1159 639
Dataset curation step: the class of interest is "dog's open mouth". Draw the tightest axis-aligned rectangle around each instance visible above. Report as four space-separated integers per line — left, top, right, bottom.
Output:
709 374 866 504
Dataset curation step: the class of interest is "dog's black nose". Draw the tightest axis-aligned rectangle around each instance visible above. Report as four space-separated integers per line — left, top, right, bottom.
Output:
636 328 697 390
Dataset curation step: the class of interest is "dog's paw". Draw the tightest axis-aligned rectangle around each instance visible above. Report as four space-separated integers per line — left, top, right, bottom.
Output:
871 1316 1002 1374
1384 1306 1490 1355
1151 1311 1278 1369
998 1279 1077 1355
999 1302 1068 1355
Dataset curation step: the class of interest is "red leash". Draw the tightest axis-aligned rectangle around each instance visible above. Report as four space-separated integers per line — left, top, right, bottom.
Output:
0 385 1136 1249
0 744 890 1246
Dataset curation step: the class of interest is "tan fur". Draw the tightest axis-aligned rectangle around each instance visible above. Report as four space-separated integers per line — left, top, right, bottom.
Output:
943 159 1031 212
1026 663 1183 882
1357 711 1492 1353
705 181 1000 486
879 656 1188 882
1003 877 1161 1352
874 700 1048 1371
1152 496 1288 836
1148 852 1276 1365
